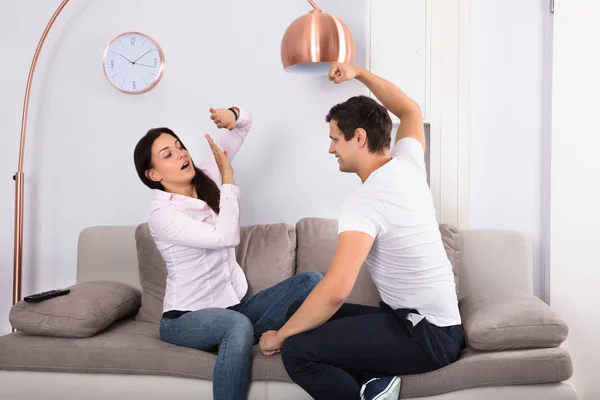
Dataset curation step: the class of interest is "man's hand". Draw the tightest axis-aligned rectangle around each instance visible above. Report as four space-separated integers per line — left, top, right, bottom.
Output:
259 330 284 356
273 231 374 343
328 62 361 84
210 107 237 130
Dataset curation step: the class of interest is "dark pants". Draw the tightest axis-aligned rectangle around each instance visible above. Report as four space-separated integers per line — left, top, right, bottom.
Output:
281 300 465 400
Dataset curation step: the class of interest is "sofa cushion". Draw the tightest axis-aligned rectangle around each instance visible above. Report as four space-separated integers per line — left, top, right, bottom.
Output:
234 223 296 296
295 218 462 306
0 319 573 398
460 289 569 351
134 222 297 323
0 318 286 383
439 223 461 294
134 224 168 324
399 346 573 398
295 217 381 306
9 281 141 338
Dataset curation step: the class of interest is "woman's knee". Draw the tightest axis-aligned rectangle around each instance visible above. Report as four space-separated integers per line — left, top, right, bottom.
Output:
287 299 305 319
223 313 254 346
298 270 324 285
293 271 323 302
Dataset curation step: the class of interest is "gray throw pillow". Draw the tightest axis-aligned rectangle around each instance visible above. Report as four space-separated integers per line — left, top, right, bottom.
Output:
9 281 141 338
460 289 569 351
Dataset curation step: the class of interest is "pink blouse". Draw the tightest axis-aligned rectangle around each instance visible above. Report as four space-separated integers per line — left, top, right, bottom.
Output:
147 107 252 313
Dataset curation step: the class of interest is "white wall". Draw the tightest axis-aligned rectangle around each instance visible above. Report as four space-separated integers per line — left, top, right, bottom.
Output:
550 1 600 398
471 3 600 396
0 0 557 341
469 0 548 299
0 0 371 334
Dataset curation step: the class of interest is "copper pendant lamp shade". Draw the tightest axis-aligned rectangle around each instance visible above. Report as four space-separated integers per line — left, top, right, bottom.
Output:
281 0 355 75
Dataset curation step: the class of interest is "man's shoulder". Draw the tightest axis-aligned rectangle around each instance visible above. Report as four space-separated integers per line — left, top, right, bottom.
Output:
391 138 427 172
343 186 382 208
338 186 388 238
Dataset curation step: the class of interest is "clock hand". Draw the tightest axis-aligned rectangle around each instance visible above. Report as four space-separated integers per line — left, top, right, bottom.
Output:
132 49 152 64
134 63 155 68
117 53 134 64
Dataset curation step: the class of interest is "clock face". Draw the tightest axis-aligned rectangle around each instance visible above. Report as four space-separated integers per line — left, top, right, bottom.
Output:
102 32 164 94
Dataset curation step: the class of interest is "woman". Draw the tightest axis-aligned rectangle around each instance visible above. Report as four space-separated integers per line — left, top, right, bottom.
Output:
133 105 322 400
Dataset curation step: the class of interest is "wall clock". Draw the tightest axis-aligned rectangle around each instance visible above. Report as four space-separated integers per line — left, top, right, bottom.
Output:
102 32 165 94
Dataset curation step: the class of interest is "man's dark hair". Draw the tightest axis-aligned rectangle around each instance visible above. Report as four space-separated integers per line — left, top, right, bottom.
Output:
325 95 392 154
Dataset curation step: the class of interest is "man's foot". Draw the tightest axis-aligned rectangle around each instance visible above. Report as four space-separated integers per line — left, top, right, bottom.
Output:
360 376 401 400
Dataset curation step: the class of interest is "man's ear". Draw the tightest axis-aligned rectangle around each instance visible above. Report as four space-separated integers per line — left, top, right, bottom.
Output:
355 128 368 149
145 168 161 183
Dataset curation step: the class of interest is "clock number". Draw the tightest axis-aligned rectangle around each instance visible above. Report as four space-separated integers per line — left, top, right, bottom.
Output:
133 81 137 90
131 37 136 46
153 58 157 67
110 60 114 68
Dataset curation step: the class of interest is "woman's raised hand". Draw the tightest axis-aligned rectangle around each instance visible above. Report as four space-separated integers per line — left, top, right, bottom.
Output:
205 134 234 185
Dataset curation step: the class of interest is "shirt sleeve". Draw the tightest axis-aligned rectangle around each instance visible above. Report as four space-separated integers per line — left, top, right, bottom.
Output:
338 190 385 239
217 106 252 162
197 106 252 187
391 137 426 171
148 184 241 249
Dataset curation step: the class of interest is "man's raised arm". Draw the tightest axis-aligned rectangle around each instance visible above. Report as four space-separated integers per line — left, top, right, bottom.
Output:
329 62 425 151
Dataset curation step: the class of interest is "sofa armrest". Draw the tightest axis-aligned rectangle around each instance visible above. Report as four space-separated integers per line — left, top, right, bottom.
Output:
458 230 533 300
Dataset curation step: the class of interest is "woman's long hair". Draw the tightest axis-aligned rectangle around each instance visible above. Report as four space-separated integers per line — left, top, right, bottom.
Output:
133 127 221 214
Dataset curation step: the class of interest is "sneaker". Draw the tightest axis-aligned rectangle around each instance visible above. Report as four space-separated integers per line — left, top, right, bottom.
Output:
359 376 401 400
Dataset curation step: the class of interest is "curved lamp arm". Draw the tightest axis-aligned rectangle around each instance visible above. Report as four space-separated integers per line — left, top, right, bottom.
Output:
12 0 71 331
307 0 320 12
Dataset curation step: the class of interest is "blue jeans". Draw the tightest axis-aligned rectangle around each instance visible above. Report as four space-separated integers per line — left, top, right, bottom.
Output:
159 271 323 400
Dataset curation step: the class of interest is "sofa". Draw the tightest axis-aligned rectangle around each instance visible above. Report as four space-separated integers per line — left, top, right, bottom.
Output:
0 217 577 399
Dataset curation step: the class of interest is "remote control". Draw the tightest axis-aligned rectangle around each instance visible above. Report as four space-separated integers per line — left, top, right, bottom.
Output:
24 289 70 303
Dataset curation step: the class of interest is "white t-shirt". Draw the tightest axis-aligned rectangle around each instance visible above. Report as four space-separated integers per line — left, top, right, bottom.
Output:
338 138 461 327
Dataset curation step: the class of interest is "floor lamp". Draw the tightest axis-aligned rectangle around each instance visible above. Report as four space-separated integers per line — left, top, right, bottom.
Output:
12 0 71 332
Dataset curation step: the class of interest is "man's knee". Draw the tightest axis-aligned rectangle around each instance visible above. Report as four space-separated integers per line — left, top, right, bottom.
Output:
281 334 310 373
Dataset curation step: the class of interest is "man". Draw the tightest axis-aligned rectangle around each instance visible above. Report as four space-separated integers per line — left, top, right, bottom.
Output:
259 62 465 400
